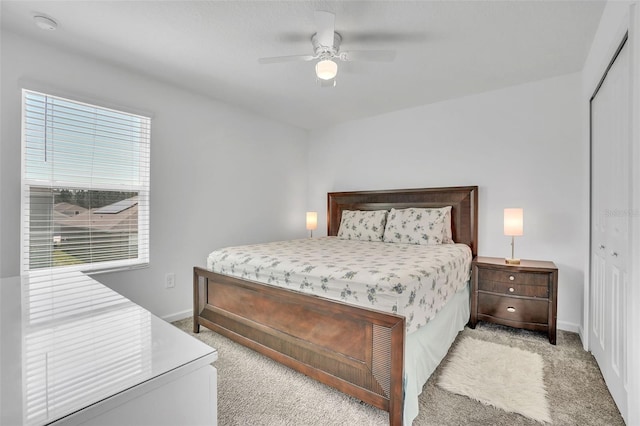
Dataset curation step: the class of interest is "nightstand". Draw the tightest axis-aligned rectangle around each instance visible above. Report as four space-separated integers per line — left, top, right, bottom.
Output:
469 256 558 344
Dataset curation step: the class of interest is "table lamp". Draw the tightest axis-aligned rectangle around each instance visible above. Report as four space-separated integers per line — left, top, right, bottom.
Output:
504 208 523 265
306 212 318 238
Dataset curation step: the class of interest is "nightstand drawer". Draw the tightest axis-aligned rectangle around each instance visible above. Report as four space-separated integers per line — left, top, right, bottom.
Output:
477 293 548 324
477 280 548 298
478 268 548 286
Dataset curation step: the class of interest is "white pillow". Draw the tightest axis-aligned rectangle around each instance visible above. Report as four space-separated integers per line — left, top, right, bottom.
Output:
337 210 388 242
383 207 451 245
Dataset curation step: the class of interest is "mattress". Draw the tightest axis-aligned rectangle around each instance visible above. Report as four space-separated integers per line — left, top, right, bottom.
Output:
207 236 472 334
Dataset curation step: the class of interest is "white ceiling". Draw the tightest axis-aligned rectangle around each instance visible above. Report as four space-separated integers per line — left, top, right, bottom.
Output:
1 1 605 130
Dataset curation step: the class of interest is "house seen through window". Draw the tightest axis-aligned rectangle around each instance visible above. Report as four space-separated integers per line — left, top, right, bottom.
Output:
22 90 150 273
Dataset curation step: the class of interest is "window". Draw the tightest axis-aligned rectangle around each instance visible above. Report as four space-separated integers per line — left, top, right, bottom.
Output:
21 90 150 274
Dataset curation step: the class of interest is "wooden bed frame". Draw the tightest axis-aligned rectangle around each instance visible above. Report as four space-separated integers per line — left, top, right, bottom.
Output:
193 186 477 425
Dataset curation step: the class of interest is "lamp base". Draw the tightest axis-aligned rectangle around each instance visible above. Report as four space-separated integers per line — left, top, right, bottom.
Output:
505 258 521 265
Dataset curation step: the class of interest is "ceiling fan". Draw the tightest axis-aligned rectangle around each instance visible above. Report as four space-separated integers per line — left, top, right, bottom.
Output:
258 11 396 86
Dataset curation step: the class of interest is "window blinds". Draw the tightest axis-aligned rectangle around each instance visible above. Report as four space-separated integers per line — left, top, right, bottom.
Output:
21 90 151 274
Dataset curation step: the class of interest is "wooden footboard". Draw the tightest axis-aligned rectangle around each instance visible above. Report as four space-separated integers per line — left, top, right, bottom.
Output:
193 266 406 425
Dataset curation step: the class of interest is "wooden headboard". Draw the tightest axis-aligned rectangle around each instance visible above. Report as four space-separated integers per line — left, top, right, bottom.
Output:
327 186 478 257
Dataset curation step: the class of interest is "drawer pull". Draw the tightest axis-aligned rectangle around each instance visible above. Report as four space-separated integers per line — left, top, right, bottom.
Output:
506 307 516 313
509 275 515 281
508 287 515 293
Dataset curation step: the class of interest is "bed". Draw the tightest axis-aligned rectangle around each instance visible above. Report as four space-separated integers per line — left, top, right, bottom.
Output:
193 186 478 425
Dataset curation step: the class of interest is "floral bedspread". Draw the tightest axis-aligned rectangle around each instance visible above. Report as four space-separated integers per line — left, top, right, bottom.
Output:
206 237 472 334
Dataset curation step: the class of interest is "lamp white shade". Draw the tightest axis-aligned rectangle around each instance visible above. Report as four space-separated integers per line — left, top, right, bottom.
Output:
315 60 338 80
504 208 524 236
306 212 318 231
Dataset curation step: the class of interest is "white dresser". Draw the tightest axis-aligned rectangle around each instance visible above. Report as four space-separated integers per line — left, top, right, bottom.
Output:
0 271 218 426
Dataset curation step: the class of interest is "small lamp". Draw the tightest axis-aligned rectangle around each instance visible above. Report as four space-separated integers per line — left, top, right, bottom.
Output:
504 208 523 265
306 211 318 238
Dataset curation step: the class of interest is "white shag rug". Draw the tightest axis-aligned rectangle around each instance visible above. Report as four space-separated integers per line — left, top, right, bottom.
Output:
438 337 552 424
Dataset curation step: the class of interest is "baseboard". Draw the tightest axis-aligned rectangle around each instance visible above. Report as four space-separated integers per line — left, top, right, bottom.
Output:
557 320 581 334
162 309 192 323
576 325 587 350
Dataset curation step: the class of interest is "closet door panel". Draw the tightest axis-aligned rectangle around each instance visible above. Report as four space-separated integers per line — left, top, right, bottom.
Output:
590 38 629 421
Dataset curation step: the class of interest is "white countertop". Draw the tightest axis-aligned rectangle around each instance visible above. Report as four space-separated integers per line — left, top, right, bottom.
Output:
0 271 217 426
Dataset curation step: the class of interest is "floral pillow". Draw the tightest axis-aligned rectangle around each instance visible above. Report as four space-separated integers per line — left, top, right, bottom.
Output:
442 206 454 244
383 207 451 245
337 210 388 242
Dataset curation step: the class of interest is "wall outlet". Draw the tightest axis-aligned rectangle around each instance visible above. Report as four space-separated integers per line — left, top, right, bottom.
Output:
165 272 176 289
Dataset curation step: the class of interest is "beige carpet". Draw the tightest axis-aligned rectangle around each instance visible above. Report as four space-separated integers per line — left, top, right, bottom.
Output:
172 318 624 425
437 337 551 423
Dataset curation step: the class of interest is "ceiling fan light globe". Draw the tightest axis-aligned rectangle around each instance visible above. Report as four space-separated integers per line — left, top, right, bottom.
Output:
316 59 338 80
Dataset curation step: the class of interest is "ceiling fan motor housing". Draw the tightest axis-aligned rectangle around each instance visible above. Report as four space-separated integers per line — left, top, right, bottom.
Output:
311 32 342 58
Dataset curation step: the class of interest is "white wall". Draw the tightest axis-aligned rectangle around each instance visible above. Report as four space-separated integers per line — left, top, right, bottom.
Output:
307 73 585 332
0 31 308 318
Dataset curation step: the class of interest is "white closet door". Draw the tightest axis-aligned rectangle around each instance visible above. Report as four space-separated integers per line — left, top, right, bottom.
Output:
590 38 630 422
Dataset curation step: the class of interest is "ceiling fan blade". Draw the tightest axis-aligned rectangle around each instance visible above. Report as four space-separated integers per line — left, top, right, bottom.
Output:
338 50 397 62
258 54 316 64
314 11 335 47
